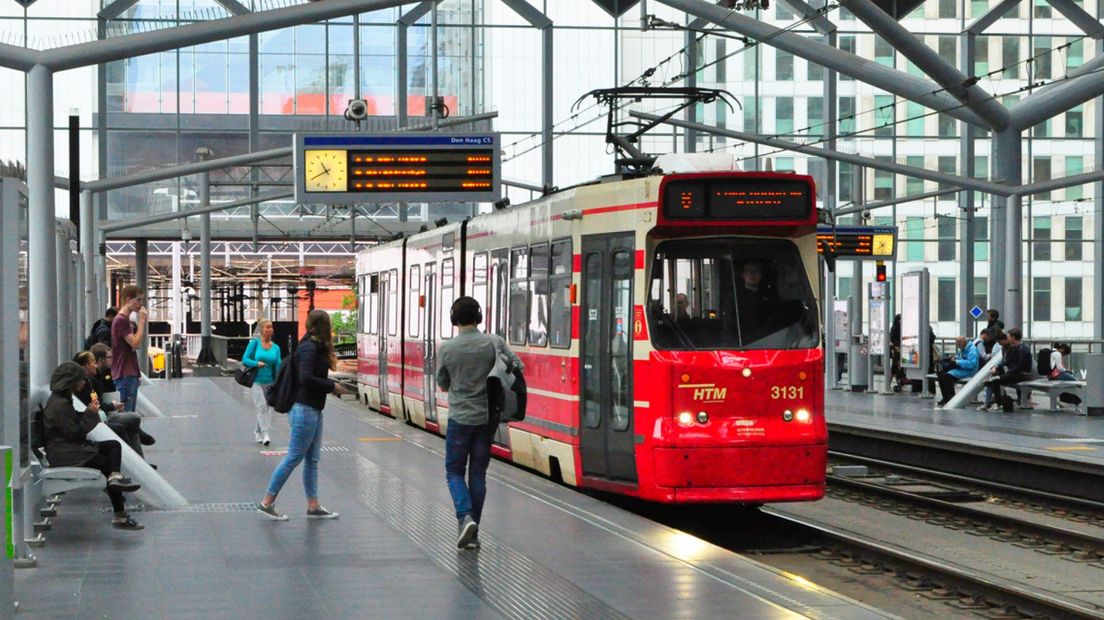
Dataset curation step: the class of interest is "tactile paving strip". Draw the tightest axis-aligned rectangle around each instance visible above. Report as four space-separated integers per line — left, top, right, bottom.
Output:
351 453 632 620
105 502 260 514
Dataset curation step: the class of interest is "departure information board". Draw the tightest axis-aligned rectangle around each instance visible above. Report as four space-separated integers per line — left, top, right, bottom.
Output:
816 225 897 260
294 132 501 204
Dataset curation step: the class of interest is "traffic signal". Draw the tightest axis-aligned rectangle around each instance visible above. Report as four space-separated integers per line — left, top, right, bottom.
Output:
875 261 887 282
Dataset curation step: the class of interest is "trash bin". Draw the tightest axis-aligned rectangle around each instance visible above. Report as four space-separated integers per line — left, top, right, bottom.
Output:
1085 354 1103 417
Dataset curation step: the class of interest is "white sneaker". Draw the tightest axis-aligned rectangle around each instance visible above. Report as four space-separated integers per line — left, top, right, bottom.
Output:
262 434 271 447
976 403 992 411
254 431 264 444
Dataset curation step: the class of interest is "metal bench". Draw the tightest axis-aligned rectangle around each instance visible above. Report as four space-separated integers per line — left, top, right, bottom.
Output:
1015 379 1087 413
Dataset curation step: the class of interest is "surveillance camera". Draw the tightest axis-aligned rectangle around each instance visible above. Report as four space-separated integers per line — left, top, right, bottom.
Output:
344 99 368 122
861 209 872 221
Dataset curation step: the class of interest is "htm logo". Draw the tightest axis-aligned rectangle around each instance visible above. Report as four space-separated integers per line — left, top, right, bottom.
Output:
693 387 727 400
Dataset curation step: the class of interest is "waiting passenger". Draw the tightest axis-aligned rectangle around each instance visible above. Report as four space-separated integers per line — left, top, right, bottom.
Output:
437 296 522 550
977 330 1006 411
936 336 979 406
73 350 156 460
111 285 148 413
242 318 281 446
1046 342 1083 407
257 310 347 521
41 361 143 530
984 327 1032 410
986 309 1005 332
83 306 117 351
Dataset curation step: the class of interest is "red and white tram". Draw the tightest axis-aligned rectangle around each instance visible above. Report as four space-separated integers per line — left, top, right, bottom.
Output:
355 165 826 504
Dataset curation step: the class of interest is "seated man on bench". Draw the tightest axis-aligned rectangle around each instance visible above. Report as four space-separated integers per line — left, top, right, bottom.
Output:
936 336 979 406
983 327 1032 411
41 361 144 531
1044 342 1083 407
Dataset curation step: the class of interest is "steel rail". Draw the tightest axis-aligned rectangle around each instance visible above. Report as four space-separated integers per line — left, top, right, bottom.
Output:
763 507 1104 619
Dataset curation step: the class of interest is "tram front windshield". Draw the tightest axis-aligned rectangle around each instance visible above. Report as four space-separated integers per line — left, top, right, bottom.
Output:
648 238 818 351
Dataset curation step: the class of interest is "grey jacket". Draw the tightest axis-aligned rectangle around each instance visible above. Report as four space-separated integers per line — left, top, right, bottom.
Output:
436 328 522 426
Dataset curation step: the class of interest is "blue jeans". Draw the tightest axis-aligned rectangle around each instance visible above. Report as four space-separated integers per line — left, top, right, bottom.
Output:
266 403 324 499
115 376 139 413
1052 370 1076 381
445 421 494 524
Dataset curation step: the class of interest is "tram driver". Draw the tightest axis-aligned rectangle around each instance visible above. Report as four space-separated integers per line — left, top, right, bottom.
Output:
735 259 779 341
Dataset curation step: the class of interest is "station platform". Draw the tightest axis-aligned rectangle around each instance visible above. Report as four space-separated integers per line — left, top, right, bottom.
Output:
15 378 889 619
826 388 1104 501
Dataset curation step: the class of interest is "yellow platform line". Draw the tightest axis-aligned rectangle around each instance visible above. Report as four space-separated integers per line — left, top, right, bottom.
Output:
358 436 402 443
1045 445 1096 452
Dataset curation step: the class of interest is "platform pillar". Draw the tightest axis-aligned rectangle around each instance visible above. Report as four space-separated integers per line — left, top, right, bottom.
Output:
135 239 149 375
195 149 216 365
27 64 58 393
993 129 1022 329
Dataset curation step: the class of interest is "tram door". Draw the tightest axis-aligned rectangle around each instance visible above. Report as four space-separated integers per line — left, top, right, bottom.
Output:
579 234 637 482
423 264 438 422
376 272 389 406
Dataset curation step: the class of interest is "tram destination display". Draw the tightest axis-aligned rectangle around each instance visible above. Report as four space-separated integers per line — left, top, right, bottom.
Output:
816 225 897 260
294 132 501 204
663 177 813 220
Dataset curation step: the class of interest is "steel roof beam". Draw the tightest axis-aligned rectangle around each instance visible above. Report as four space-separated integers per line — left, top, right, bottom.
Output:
1044 0 1104 37
842 0 1009 130
1010 52 1104 129
500 0 553 28
213 0 250 16
834 188 963 216
966 0 1021 34
97 0 141 20
85 147 292 193
654 0 987 128
398 1 435 26
100 192 295 234
631 111 1011 195
778 0 835 35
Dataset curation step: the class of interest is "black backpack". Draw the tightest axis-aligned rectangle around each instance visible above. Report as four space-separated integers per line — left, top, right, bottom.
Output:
1036 348 1052 377
264 348 298 414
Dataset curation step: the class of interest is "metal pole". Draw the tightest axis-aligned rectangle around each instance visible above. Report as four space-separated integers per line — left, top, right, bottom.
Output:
353 12 361 101
684 27 697 153
97 228 108 309
197 149 215 365
823 28 838 389
68 113 80 243
430 1 439 130
995 129 1023 329
55 225 71 364
135 238 149 375
249 33 260 251
1095 24 1104 341
81 190 96 329
541 24 553 190
171 241 182 336
27 64 58 392
397 18 409 221
959 32 975 338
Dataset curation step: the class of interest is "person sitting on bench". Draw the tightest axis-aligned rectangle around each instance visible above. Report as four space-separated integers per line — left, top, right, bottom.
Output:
41 361 144 530
983 327 1032 411
73 349 156 461
936 336 979 406
1046 342 1083 407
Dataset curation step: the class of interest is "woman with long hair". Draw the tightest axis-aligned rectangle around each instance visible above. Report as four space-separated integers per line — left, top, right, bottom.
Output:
257 310 347 520
243 318 281 446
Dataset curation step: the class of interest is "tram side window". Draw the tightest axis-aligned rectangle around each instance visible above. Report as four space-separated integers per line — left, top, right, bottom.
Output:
528 243 549 347
549 240 572 349
388 269 398 336
408 265 421 339
492 252 508 339
647 239 818 350
368 273 380 335
441 258 454 339
472 252 488 331
509 248 529 345
357 275 366 333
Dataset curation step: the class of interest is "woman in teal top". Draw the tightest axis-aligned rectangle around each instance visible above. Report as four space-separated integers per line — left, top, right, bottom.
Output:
243 319 282 446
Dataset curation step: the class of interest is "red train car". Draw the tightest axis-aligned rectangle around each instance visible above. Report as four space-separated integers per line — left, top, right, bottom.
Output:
355 167 827 504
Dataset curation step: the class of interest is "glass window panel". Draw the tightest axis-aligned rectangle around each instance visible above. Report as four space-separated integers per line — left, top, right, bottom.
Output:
938 114 956 137
408 265 421 339
806 97 823 136
906 101 925 136
582 253 601 429
973 277 987 314
1033 216 1052 260
938 278 955 321
1034 277 1051 321
776 97 794 135
839 36 855 80
1033 157 1052 200
1065 216 1083 261
389 268 399 337
439 262 452 339
549 241 572 349
1033 0 1051 18
1003 37 1020 79
509 248 528 345
1068 39 1084 69
938 156 956 191
839 96 855 134
1066 156 1084 200
1066 107 1083 137
1065 278 1083 321
938 216 956 261
939 0 956 17
1033 36 1051 78
528 243 549 347
874 95 894 137
906 156 925 194
610 250 633 432
906 217 925 261
874 37 894 67
776 49 793 80
974 39 989 76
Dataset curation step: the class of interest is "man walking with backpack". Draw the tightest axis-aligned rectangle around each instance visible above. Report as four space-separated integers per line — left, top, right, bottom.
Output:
436 297 522 550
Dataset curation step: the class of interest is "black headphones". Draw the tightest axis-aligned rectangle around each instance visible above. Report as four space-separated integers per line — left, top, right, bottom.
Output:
449 296 483 326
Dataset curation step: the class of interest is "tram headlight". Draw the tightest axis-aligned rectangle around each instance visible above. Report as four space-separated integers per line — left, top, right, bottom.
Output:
782 410 794 422
795 409 812 423
677 411 694 427
696 411 709 424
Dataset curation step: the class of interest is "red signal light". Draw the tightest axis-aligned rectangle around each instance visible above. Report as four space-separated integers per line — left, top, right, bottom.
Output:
875 262 887 282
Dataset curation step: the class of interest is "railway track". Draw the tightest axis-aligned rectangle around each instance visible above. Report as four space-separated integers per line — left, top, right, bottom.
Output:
758 450 1104 619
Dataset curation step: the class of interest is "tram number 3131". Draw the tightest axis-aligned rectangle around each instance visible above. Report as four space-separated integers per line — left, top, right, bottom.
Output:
770 386 805 400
